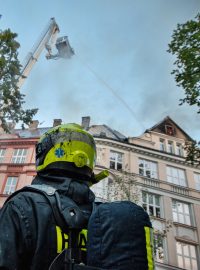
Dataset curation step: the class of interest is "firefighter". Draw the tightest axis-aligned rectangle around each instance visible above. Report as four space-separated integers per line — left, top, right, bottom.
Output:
0 123 97 270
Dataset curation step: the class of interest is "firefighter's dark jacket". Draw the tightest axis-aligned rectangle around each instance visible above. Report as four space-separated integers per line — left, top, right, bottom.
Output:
0 173 95 270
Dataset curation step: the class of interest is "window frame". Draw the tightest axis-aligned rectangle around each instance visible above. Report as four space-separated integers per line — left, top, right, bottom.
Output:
91 177 109 201
172 200 192 226
176 242 198 270
154 233 165 263
167 140 174 154
139 158 158 179
3 176 18 195
176 143 184 156
165 125 175 136
109 150 123 171
142 191 161 218
194 173 200 191
96 147 105 166
11 148 28 164
159 139 165 151
166 166 187 187
0 148 6 163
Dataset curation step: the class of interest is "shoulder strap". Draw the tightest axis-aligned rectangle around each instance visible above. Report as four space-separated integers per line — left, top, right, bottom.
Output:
5 184 68 233
5 184 88 232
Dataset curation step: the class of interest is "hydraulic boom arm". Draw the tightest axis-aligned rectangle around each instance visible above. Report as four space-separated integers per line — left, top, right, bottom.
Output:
17 18 74 89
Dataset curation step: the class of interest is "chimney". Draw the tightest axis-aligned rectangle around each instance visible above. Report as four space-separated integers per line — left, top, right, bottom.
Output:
81 116 90 130
53 119 62 127
29 120 39 129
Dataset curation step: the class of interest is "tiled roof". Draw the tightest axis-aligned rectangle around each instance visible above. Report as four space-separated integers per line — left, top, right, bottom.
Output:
147 116 193 141
12 124 126 142
88 125 126 141
14 127 50 138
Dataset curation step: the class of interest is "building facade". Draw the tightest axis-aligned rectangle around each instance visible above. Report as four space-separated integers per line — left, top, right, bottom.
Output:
0 116 199 270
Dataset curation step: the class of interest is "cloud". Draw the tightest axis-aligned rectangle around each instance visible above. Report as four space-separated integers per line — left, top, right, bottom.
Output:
5 0 199 140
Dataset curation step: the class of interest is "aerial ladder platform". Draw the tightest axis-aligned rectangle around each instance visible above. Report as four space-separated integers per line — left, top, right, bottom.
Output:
17 17 74 89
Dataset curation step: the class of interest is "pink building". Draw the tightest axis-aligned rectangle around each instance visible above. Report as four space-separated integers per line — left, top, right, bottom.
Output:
0 120 54 207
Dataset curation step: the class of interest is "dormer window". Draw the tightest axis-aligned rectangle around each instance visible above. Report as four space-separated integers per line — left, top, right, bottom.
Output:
167 141 174 154
165 125 174 136
159 139 165 151
176 143 184 156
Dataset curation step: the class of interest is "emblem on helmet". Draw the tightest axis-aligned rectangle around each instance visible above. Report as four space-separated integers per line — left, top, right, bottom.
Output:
55 148 65 158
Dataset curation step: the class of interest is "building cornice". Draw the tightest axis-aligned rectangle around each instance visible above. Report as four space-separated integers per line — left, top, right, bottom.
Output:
0 139 38 146
0 163 35 166
155 261 186 270
135 179 200 203
175 236 199 245
97 166 200 203
0 169 36 174
173 222 197 231
94 138 200 170
149 130 186 142
0 163 36 174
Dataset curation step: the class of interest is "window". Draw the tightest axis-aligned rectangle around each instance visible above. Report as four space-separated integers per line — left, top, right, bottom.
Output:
167 166 187 186
167 141 174 154
96 147 105 166
139 159 158 179
0 149 6 162
194 173 200 191
91 178 108 201
142 192 161 218
3 177 18 195
165 125 174 136
154 233 164 263
176 242 198 270
110 151 123 170
172 200 191 225
159 139 165 151
11 148 27 163
176 143 184 156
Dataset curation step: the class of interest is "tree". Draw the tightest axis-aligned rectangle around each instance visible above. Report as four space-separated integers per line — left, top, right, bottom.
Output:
107 170 140 203
168 14 200 111
99 169 167 262
184 140 200 165
0 28 37 132
168 14 200 165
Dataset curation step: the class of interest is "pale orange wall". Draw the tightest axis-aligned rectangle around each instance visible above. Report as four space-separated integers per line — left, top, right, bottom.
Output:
0 173 6 193
0 138 38 208
129 152 138 173
193 204 200 244
3 147 13 163
163 196 177 265
151 132 186 153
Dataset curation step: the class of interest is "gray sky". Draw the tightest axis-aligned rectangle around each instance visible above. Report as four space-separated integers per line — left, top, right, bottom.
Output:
1 0 200 140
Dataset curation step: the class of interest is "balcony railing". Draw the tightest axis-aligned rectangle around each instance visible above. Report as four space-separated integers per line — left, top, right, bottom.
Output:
171 185 189 196
143 178 160 188
95 167 200 200
135 174 199 199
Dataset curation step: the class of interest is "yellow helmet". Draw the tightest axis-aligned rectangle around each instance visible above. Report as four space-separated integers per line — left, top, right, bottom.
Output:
36 123 96 180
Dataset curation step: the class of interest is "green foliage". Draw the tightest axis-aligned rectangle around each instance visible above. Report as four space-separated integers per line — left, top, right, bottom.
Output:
184 140 200 165
168 14 200 165
168 13 200 111
153 231 165 262
108 170 140 203
0 29 38 132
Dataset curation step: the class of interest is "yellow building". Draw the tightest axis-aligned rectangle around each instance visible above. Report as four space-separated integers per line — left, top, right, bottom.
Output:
90 116 200 270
